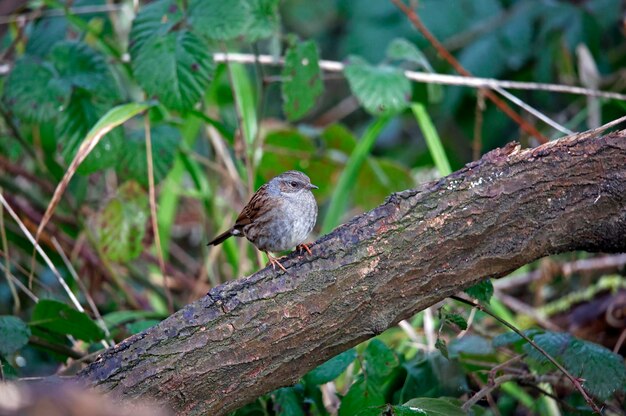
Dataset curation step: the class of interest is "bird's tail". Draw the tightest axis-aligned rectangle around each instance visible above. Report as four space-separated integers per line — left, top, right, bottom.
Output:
207 229 234 246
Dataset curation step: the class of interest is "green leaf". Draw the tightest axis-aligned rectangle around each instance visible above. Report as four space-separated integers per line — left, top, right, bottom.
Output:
448 335 494 358
30 299 104 343
344 56 411 116
386 38 433 71
399 354 468 402
464 279 494 304
118 124 181 187
402 398 466 416
492 329 543 348
274 387 305 416
435 338 448 360
26 17 68 57
129 0 184 56
56 101 151 179
0 316 32 356
339 377 386 416
50 41 119 101
306 348 357 385
246 0 280 40
126 319 160 335
132 30 214 111
93 181 149 263
188 0 251 40
387 405 427 415
102 310 165 329
354 158 413 211
563 338 626 400
441 311 468 330
281 40 323 120
3 58 70 123
58 90 124 174
364 339 399 379
322 117 390 233
523 332 626 400
353 407 388 416
1 355 18 379
322 123 357 155
230 399 267 416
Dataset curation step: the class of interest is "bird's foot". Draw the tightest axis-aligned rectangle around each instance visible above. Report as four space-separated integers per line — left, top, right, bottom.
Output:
266 252 288 273
296 243 313 256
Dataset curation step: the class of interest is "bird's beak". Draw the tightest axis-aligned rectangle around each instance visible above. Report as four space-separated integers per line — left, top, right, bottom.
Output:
308 184 318 190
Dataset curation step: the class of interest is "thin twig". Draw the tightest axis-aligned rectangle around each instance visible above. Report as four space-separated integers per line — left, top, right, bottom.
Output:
212 53 626 102
0 4 125 25
614 328 626 354
313 96 360 127
519 380 586 413
451 295 602 414
456 306 477 338
495 253 626 291
493 86 573 135
0 192 84 312
145 115 174 314
0 188 20 313
389 0 548 143
488 354 525 385
0 262 38 303
496 291 561 331
29 335 85 361
82 224 142 310
472 90 485 160
0 102 38 160
0 155 56 194
463 374 521 411
51 237 112 348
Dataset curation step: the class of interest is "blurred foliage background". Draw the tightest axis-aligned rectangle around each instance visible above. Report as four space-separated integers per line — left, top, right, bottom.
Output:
0 0 626 415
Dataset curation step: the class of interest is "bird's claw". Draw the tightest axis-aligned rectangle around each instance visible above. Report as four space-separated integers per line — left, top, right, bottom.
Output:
266 252 288 273
296 243 313 256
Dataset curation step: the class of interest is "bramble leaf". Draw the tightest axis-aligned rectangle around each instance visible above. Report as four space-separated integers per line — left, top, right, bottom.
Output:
344 56 411 115
188 0 251 40
282 40 323 120
0 316 31 356
133 30 214 111
30 300 104 343
3 58 70 123
93 181 149 262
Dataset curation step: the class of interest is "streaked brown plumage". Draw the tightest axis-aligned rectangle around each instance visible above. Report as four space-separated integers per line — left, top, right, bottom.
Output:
208 171 318 271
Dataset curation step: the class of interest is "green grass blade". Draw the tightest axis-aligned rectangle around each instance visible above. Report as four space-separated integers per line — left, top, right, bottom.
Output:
321 117 390 234
229 63 258 147
156 114 204 257
411 102 451 176
37 102 153 241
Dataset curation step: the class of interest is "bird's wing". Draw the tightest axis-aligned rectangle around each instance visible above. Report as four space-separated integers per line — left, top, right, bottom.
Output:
234 183 268 228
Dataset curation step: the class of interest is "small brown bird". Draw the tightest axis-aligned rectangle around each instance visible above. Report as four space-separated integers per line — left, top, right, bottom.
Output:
208 170 318 272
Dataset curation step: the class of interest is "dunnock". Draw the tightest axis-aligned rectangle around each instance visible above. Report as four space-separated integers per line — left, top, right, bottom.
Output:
208 170 318 272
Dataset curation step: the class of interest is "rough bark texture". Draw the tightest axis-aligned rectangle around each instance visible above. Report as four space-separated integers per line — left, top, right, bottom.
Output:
79 130 626 415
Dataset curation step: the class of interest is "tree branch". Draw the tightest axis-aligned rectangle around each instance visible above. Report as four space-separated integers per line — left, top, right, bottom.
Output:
79 129 626 415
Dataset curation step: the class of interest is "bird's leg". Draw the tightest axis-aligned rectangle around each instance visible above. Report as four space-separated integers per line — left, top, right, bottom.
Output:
296 243 313 256
264 251 288 273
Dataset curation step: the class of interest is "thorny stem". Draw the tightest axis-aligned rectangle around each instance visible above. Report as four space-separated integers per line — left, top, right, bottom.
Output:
390 0 549 144
463 374 521 411
450 295 602 414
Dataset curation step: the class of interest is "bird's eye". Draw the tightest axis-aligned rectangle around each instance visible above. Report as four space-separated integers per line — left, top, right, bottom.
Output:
290 181 298 187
